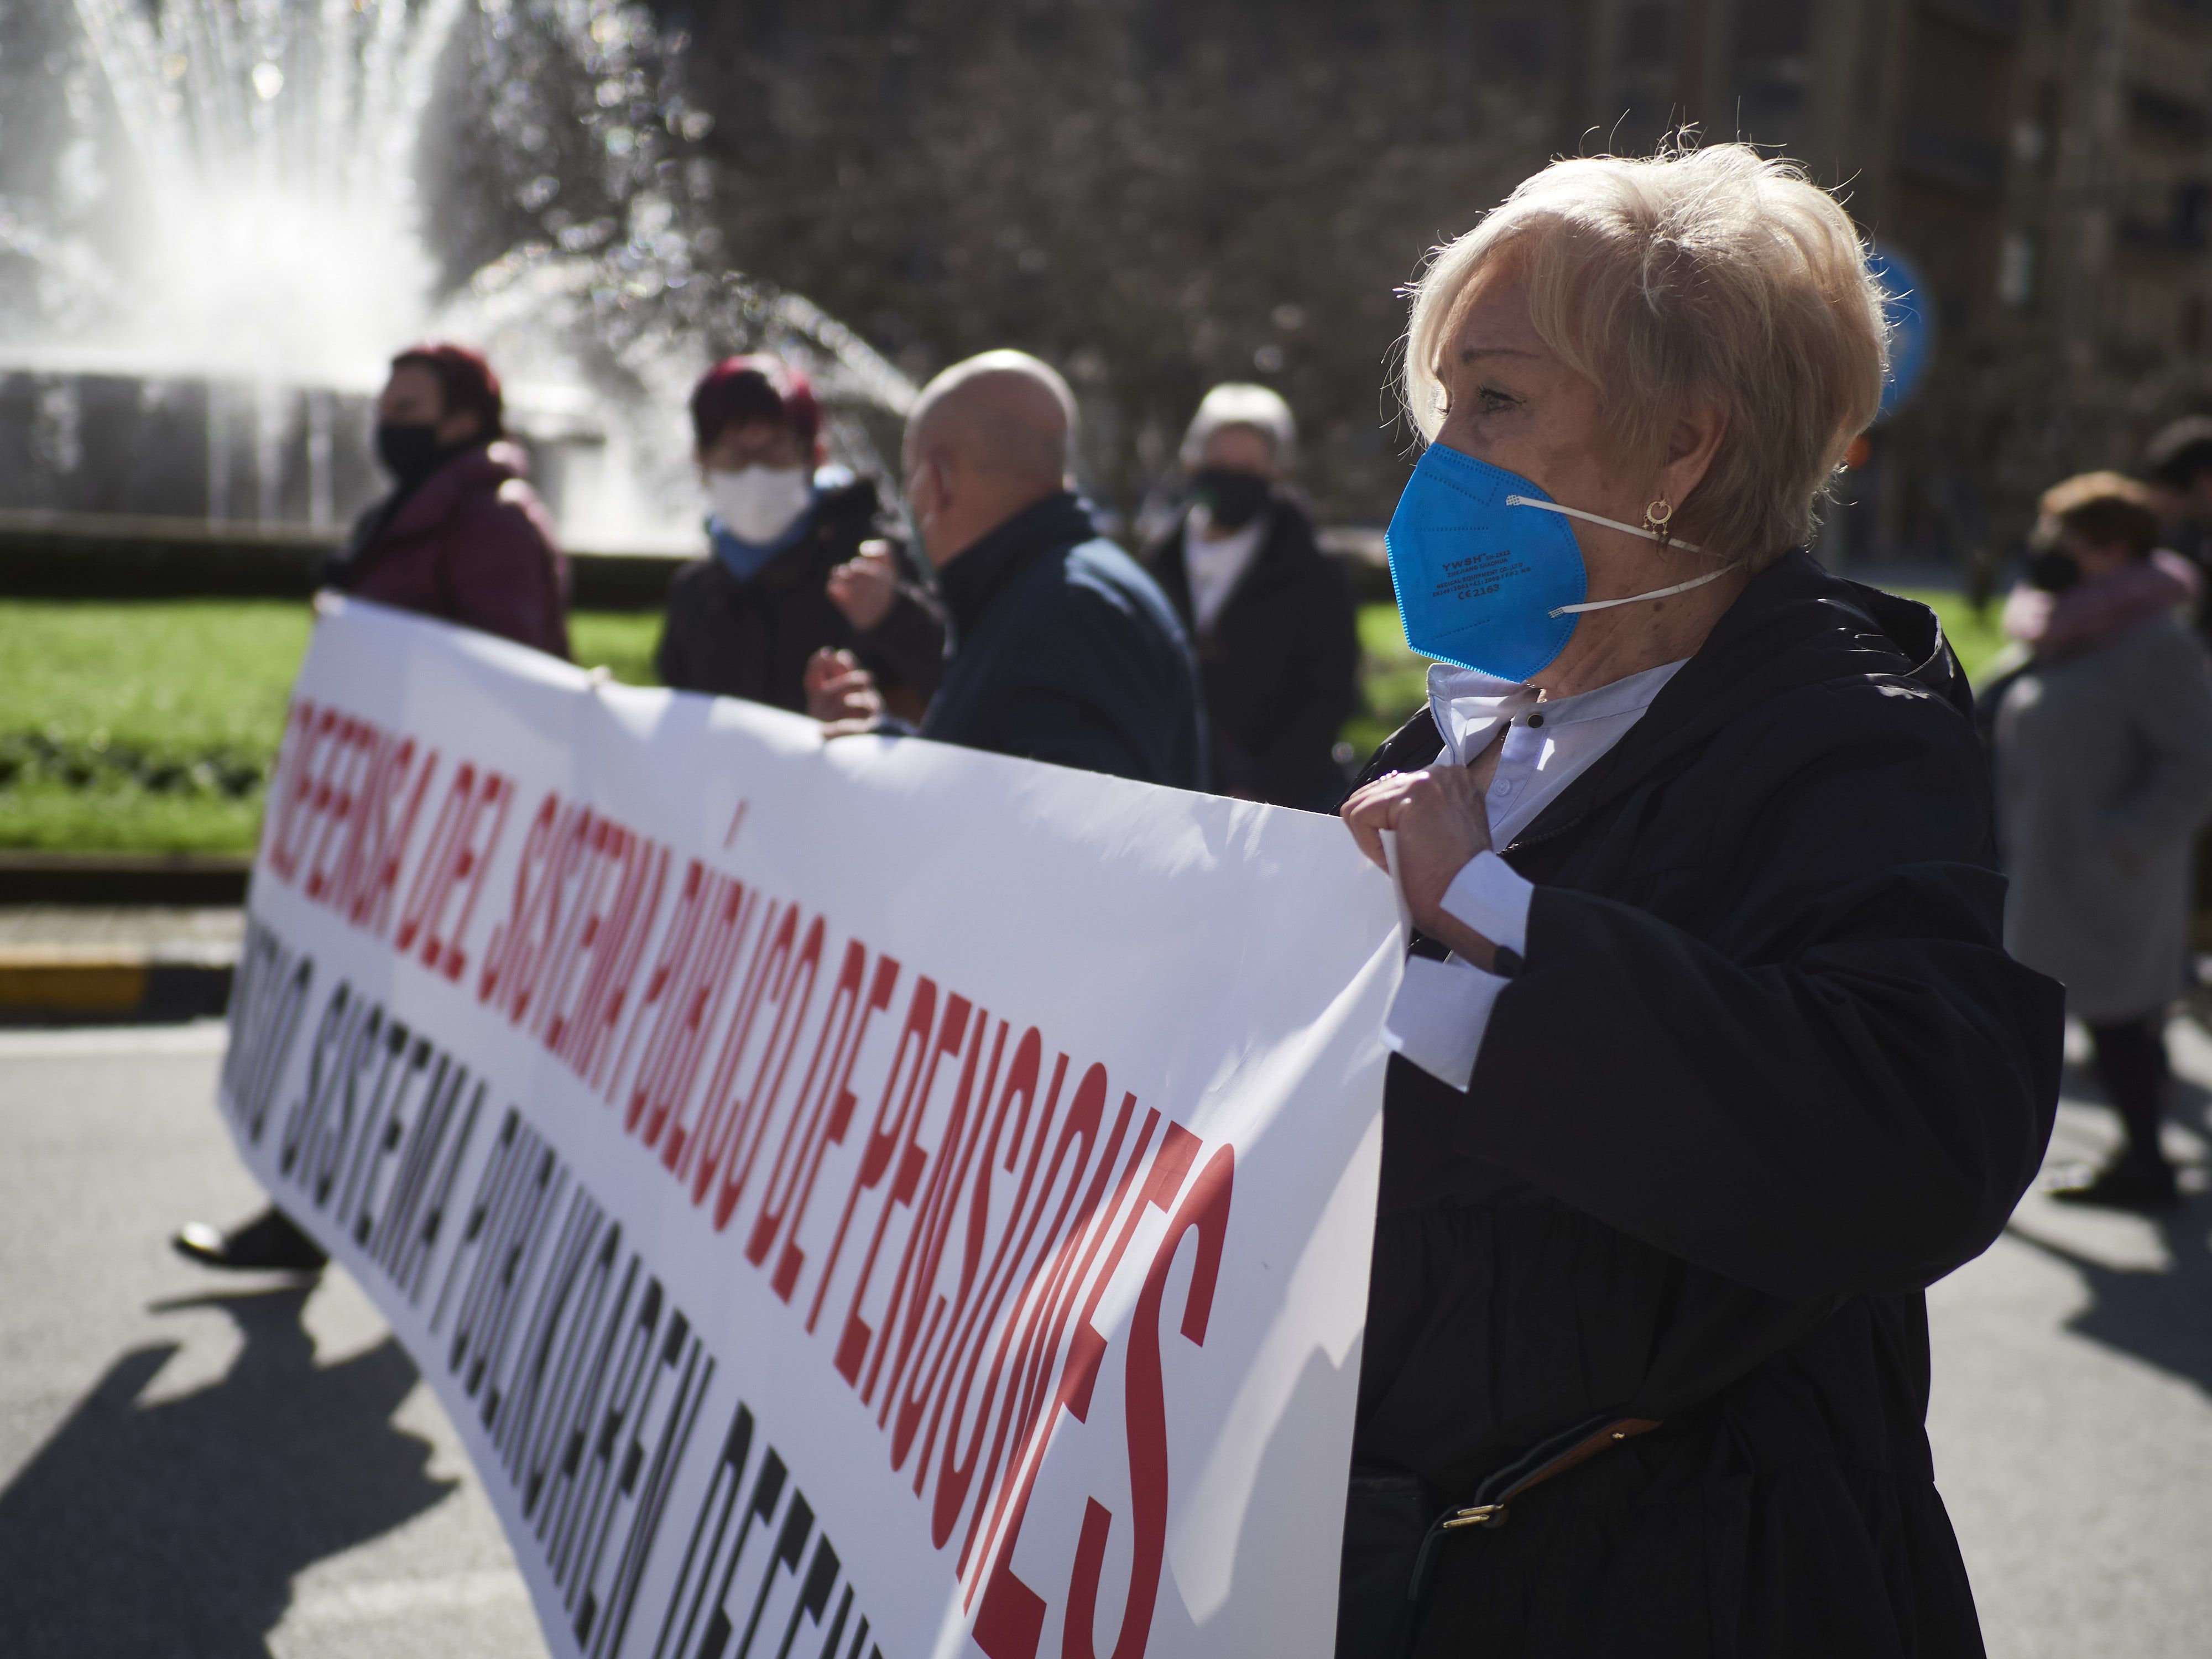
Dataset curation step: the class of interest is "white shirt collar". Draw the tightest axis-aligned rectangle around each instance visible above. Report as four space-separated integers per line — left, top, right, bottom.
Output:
1428 656 1689 846
1427 656 1688 765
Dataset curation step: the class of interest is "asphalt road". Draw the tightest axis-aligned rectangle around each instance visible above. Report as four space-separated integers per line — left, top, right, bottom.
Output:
0 1020 2206 1658
0 1022 547 1659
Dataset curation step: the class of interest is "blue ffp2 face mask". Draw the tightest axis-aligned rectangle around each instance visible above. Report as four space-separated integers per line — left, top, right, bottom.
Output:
1384 444 1725 682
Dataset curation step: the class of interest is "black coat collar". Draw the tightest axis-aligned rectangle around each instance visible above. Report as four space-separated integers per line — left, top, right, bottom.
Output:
1348 551 1965 842
935 491 1095 636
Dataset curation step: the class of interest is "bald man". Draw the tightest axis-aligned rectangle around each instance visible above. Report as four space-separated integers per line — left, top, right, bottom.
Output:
812 350 1203 787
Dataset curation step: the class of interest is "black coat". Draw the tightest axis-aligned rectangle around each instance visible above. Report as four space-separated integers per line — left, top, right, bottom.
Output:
1145 497 1361 810
919 491 1204 789
1346 552 2064 1658
654 478 945 716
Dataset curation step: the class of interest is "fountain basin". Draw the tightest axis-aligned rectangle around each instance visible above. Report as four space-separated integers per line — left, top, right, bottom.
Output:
0 506 685 610
0 367 687 607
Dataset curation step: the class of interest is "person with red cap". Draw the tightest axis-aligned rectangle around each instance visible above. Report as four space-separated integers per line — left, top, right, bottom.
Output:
327 342 570 658
655 355 944 721
173 341 571 1275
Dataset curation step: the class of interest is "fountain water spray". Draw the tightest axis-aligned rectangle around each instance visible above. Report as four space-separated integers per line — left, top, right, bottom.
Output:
0 0 915 547
54 0 466 387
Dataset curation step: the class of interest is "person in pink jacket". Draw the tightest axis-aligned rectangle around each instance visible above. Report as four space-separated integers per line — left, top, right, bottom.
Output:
329 342 571 659
174 343 570 1275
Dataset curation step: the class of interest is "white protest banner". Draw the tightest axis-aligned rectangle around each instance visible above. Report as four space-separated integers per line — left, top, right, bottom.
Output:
215 597 1401 1659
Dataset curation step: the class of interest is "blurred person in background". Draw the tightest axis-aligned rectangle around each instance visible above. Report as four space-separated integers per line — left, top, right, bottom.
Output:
329 343 570 656
176 341 571 1275
656 355 944 722
2142 416 2212 971
806 350 1203 787
1995 472 2212 1211
1142 383 1360 809
1331 144 2059 1656
2145 415 2212 623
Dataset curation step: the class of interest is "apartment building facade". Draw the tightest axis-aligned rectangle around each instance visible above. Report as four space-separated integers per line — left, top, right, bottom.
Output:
1540 0 2212 567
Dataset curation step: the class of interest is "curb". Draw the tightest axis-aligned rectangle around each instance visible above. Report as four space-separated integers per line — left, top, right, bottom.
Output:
0 512 685 610
0 946 235 1025
0 854 252 907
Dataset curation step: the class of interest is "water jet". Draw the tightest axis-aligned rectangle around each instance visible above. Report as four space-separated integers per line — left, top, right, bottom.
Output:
0 0 913 560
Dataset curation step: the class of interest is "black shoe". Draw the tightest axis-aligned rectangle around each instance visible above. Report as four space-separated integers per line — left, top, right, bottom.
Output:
2048 1157 2182 1213
171 1207 328 1272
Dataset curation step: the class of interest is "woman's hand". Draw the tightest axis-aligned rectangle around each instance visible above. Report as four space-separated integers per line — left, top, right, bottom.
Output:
1340 765 1500 967
805 647 885 732
826 540 900 631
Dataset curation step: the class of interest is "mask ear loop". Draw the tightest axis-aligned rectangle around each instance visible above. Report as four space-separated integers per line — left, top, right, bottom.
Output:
1550 567 1731 615
1504 494 1705 554
1499 494 1735 618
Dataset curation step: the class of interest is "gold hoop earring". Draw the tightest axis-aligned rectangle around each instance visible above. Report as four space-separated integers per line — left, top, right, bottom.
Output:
1644 498 1674 544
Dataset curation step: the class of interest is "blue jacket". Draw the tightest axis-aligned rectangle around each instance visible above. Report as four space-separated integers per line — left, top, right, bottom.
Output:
919 492 1204 789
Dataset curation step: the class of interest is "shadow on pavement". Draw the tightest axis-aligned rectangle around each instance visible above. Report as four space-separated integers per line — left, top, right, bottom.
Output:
2005 1062 2212 1397
2005 1199 2212 1397
0 1284 454 1659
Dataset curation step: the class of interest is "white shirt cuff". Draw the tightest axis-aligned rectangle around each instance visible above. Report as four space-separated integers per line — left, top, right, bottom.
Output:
1439 850 1534 957
1382 952 1510 1092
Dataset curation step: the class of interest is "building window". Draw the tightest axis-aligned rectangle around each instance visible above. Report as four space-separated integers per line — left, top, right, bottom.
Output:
1610 0 1679 153
2179 182 2212 252
1733 0 1812 148
1620 0 1674 60
2032 82 2061 179
1998 229 2037 309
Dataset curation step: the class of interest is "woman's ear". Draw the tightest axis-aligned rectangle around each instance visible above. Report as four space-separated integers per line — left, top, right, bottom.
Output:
1660 405 1729 510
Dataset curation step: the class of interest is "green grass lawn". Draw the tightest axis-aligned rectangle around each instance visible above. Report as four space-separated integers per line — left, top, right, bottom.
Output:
0 585 2005 854
0 601 312 854
0 602 667 853
1924 589 2007 684
571 611 662 687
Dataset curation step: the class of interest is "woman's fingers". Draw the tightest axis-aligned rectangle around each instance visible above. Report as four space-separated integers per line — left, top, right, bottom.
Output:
1390 765 1494 925
1341 765 1498 924
1421 763 1480 821
1340 772 1414 869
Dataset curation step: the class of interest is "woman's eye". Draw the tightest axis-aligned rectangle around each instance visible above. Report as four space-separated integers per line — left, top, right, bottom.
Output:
1477 386 1519 414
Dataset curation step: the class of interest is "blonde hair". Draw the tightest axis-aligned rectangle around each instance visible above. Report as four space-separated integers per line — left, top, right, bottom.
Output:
1402 143 1889 566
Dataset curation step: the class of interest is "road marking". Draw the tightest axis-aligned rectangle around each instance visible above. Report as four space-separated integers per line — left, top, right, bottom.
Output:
0 1019 228 1058
0 960 149 1011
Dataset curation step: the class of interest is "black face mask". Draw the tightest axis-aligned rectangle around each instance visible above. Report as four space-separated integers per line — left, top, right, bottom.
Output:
374 421 448 488
2026 546 2082 593
1191 466 1272 530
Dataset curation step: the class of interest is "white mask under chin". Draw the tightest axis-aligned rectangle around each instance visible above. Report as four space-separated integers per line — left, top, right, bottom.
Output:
706 466 814 544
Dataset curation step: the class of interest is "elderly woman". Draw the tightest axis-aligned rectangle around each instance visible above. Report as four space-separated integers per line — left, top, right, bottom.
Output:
1335 145 2062 1656
1995 473 2212 1211
1142 384 1360 809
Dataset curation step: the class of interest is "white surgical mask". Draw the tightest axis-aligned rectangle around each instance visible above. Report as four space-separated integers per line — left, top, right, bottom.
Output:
706 465 814 545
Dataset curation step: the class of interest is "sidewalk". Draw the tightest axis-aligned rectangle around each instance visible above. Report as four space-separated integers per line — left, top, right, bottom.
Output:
0 907 241 1024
